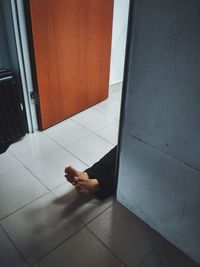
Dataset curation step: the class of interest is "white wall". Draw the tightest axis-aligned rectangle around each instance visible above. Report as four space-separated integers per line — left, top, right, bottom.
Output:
109 0 129 85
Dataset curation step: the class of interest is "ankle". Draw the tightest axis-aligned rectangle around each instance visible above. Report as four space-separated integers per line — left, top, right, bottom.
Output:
91 179 100 193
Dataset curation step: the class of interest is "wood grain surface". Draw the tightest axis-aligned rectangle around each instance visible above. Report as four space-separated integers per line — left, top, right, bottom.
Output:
29 0 114 129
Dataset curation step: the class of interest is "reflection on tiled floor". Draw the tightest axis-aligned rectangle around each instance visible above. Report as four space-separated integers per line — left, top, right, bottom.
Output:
0 83 199 267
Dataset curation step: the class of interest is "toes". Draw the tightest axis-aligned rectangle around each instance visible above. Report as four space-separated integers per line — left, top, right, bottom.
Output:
68 165 80 176
65 174 73 183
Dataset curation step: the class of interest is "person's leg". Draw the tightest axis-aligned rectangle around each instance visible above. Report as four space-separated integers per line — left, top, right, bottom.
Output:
65 165 100 196
85 145 118 199
65 145 118 199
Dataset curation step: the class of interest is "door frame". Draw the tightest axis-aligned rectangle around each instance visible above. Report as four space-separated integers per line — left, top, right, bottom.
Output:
11 0 38 132
10 0 129 132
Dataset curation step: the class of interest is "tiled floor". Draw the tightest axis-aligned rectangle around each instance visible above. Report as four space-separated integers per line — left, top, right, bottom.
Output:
0 83 199 267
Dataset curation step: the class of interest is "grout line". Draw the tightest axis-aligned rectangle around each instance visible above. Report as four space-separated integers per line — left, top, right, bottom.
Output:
49 181 67 192
83 200 114 226
0 224 30 266
92 125 119 146
9 145 62 166
29 224 86 267
93 105 121 120
11 130 91 169
64 119 119 147
20 127 117 165
42 131 92 167
61 147 90 168
7 94 120 174
42 122 116 166
23 165 54 191
70 115 118 133
0 89 124 265
0 164 22 178
43 131 92 148
0 191 50 222
86 225 128 267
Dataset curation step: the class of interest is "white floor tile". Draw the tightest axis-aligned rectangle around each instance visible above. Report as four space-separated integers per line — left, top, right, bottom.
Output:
32 228 124 267
109 82 122 93
96 122 119 145
0 226 28 267
25 148 87 190
109 90 122 102
0 86 122 266
0 151 21 176
65 134 114 166
43 119 91 146
1 85 195 267
71 108 116 132
94 98 121 119
0 167 48 219
52 183 113 224
1 193 83 265
109 83 122 101
88 201 161 267
9 132 60 163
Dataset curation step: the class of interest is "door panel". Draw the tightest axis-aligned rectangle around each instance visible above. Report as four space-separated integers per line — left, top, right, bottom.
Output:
28 0 113 129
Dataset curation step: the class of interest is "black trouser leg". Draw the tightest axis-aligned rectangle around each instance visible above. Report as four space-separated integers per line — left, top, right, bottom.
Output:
85 145 118 199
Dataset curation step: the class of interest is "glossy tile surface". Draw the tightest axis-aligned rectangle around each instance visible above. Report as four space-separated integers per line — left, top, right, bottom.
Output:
0 85 122 266
43 119 91 146
96 122 119 145
1 84 197 267
32 228 125 267
0 226 28 267
65 134 114 166
9 132 60 163
1 193 83 265
88 201 162 267
0 167 48 219
52 183 113 224
25 148 87 190
0 151 21 176
71 107 116 132
94 98 121 119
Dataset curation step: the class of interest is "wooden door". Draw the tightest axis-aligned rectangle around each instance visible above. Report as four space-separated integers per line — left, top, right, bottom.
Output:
28 0 114 129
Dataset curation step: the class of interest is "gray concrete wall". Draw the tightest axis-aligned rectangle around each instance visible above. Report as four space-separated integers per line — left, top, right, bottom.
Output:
117 0 200 263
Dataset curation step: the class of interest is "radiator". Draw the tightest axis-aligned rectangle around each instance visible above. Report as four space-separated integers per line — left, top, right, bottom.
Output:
0 69 26 144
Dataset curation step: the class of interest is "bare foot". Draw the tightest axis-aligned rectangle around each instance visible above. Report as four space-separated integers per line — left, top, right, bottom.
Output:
65 165 88 185
65 165 99 196
75 177 99 196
